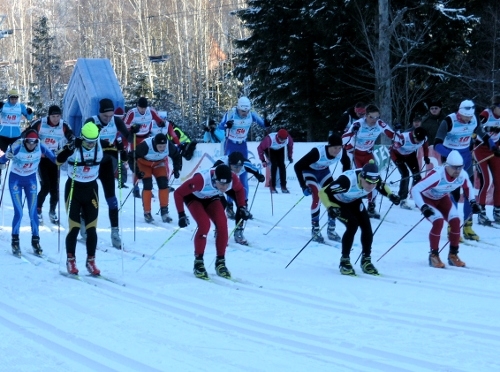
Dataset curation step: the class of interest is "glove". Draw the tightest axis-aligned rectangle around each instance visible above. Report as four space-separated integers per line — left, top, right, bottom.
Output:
63 142 75 152
74 138 82 148
203 126 210 132
388 194 401 205
256 173 265 183
174 170 180 179
136 171 145 179
0 163 6 170
119 150 128 162
288 157 293 163
470 200 481 214
328 206 341 219
130 124 140 134
225 120 234 129
264 118 271 127
261 161 267 168
394 123 402 131
237 206 251 221
493 148 500 157
352 123 360 132
116 137 124 151
302 187 312 196
421 204 434 218
26 107 33 115
178 212 190 228
424 156 431 164
6 151 14 160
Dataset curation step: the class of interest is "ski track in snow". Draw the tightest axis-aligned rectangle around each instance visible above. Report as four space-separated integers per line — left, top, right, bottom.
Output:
1 172 500 371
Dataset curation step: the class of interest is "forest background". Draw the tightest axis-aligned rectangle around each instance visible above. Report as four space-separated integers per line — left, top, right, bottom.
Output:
0 0 498 142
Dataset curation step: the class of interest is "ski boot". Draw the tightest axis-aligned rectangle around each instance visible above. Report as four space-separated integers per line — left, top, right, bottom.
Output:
429 250 445 268
360 255 379 275
281 187 290 194
327 220 341 242
270 186 278 194
12 235 21 257
367 202 380 219
339 257 356 276
234 227 249 245
477 205 492 226
448 246 466 267
118 182 128 189
399 199 412 210
144 212 154 223
49 208 59 225
111 227 122 249
311 222 324 243
31 236 43 256
160 206 173 223
37 208 44 226
493 206 500 223
66 253 79 275
133 185 141 199
86 256 101 276
193 258 209 280
226 203 236 220
463 220 479 241
215 257 231 279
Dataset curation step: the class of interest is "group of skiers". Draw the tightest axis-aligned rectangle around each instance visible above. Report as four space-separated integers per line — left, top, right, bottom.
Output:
2 90 500 280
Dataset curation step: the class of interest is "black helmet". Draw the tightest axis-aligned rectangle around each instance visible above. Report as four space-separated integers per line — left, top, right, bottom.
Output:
213 164 232 184
228 152 245 166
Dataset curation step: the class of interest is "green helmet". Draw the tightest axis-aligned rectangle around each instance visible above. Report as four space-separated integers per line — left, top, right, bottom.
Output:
81 123 99 140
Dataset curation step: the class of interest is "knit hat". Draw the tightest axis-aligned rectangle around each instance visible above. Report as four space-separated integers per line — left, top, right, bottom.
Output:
458 100 475 117
327 133 343 146
429 100 442 108
213 164 232 184
277 129 288 141
114 107 124 117
446 150 463 167
137 97 148 108
413 115 422 122
8 89 19 97
361 161 380 184
413 127 427 142
154 133 167 145
228 152 245 166
99 99 115 113
81 123 99 140
24 129 39 140
48 105 62 116
237 96 251 111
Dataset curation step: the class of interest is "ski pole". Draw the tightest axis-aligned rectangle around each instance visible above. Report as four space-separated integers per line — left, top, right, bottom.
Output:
133 134 137 241
438 214 472 254
263 195 305 235
243 182 260 229
285 221 328 268
354 203 394 265
119 179 139 211
0 155 12 208
377 217 425 262
136 227 181 272
57 166 61 254
270 182 274 216
118 145 124 274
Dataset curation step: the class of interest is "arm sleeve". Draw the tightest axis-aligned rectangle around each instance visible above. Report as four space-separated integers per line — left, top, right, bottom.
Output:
257 136 271 161
173 174 204 214
294 148 320 189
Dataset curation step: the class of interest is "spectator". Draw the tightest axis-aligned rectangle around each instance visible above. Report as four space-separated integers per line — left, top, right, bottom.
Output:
421 100 446 145
333 102 366 135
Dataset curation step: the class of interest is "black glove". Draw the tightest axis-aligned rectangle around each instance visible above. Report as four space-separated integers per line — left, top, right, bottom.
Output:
136 171 145 179
328 206 341 219
74 138 82 148
116 137 124 151
394 123 402 131
225 120 234 129
264 118 271 127
237 206 251 221
421 204 434 218
424 156 431 164
203 126 210 132
119 150 128 162
178 212 190 228
288 157 293 163
493 148 500 157
256 173 265 183
63 142 75 152
131 124 140 134
174 170 180 179
352 123 360 132
388 194 401 205
26 107 33 115
470 200 481 214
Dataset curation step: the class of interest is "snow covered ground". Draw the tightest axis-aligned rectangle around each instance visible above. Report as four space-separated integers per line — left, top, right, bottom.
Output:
1 168 499 372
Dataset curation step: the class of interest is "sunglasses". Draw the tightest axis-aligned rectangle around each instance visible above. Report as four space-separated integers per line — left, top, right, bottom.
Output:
367 115 380 120
365 178 379 184
461 106 475 110
25 139 39 144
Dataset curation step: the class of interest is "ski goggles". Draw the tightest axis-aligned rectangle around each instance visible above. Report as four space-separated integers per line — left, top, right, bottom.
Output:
448 165 464 171
25 139 39 145
82 138 98 147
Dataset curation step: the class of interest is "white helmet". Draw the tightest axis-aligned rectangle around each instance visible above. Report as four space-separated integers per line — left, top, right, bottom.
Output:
237 96 251 111
458 100 475 116
446 150 463 166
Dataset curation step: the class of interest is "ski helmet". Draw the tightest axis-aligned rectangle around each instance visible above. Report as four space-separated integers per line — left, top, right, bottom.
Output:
213 164 232 184
237 96 251 111
81 123 99 140
446 150 463 166
413 127 427 142
458 100 475 117
360 161 380 184
228 152 245 167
